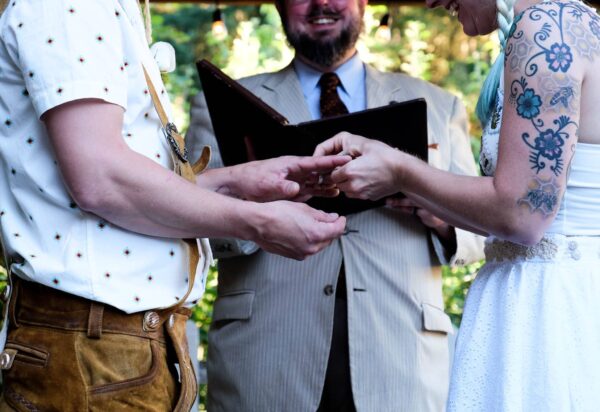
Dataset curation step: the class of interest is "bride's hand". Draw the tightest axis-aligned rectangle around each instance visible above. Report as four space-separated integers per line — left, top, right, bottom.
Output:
314 132 405 201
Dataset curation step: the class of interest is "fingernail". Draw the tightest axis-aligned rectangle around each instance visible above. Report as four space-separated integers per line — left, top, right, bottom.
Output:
287 182 299 194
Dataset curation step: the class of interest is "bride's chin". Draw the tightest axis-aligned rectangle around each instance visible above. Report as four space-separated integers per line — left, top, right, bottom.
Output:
461 15 496 37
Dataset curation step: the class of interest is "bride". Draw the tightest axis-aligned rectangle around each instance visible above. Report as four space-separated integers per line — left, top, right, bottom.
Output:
317 0 600 409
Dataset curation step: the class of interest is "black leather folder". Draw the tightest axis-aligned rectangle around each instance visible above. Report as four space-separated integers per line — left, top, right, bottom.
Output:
196 59 429 215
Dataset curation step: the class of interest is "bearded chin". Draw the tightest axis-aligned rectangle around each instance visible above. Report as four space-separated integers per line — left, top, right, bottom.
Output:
284 20 362 68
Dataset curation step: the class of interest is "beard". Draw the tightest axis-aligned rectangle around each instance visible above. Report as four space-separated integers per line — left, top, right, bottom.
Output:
282 5 364 68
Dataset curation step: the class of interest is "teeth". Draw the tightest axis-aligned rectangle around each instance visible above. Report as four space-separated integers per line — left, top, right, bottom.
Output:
312 18 335 24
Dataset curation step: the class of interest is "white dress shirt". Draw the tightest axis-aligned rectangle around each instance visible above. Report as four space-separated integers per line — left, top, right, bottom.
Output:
0 0 210 313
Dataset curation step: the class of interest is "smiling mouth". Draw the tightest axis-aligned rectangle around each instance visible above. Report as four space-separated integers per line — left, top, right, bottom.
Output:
308 16 340 25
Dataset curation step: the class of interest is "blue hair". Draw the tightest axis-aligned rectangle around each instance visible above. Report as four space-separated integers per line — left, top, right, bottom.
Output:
476 0 516 126
476 53 505 126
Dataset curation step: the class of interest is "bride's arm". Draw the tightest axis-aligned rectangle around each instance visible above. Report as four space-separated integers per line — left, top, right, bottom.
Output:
316 2 584 245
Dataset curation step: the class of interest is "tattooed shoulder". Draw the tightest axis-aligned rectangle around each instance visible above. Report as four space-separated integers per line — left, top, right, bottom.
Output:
505 1 600 76
502 1 594 177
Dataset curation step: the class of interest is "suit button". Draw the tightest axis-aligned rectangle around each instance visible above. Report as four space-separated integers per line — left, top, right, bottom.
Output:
323 285 334 296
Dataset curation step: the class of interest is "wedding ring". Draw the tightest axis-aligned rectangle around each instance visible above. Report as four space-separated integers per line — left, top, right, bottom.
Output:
317 175 325 185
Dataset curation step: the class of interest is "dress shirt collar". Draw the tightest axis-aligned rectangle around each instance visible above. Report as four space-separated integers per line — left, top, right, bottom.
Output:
293 53 365 103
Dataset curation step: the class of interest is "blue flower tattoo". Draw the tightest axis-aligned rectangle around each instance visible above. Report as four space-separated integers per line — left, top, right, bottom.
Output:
534 129 564 160
506 1 597 76
511 77 577 176
545 43 573 72
517 89 542 118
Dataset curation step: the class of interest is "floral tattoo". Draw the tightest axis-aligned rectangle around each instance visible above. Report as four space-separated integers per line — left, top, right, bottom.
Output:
504 2 594 177
506 2 600 76
510 76 577 176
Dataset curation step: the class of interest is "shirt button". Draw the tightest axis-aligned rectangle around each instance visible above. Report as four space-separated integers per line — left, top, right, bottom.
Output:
323 285 334 296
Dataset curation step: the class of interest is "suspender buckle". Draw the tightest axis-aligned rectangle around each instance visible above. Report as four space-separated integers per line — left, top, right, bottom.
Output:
163 122 189 163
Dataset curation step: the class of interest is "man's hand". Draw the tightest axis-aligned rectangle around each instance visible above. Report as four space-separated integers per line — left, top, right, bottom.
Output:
223 155 352 202
314 132 405 201
250 201 346 260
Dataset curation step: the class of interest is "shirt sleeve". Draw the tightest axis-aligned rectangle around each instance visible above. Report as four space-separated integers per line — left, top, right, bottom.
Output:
10 0 128 117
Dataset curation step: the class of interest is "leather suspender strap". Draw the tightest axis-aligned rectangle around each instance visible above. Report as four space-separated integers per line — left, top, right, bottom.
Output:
142 66 211 177
142 65 211 310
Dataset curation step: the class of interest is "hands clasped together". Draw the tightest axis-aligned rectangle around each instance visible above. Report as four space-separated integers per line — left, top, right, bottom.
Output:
315 132 453 238
243 132 452 261
229 154 351 260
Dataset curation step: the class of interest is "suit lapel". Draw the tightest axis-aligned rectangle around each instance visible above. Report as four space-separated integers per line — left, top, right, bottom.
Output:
257 63 312 124
365 65 407 109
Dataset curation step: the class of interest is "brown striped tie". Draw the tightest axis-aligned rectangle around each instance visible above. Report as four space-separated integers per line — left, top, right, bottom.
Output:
319 72 349 118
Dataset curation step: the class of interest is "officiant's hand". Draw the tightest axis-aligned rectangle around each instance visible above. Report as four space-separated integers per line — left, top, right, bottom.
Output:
212 155 352 202
314 132 405 201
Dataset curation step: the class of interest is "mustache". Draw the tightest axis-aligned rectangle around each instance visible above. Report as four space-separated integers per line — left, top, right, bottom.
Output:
306 5 341 19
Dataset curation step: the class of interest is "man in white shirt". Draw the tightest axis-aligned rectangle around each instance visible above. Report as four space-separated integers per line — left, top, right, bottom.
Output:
0 0 347 410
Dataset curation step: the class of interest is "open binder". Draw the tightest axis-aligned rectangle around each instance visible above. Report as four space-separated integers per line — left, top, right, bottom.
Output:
196 59 429 215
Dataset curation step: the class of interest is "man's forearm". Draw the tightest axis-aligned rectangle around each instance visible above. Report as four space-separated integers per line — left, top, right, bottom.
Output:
73 147 261 240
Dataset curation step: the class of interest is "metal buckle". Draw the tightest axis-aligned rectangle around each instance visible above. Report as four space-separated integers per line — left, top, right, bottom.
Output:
143 311 161 332
163 123 189 163
0 350 15 370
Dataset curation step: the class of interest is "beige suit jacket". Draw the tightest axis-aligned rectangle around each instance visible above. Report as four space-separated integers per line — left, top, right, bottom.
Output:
187 63 484 412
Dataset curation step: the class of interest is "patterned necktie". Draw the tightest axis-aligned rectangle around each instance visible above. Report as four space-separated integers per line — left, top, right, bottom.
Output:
319 72 349 118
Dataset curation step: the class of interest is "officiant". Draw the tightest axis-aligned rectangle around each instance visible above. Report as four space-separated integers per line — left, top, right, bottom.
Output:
186 0 484 408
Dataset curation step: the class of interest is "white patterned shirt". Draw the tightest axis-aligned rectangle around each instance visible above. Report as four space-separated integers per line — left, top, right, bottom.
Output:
0 0 210 313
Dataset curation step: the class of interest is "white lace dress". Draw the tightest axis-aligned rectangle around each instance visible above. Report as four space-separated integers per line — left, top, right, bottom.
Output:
447 89 600 411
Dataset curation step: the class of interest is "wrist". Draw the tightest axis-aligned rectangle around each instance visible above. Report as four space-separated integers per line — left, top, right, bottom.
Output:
200 166 242 198
389 149 409 192
392 150 422 193
235 200 268 242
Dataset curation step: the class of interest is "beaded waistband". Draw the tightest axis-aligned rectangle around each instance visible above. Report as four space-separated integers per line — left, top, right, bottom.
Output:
484 234 600 262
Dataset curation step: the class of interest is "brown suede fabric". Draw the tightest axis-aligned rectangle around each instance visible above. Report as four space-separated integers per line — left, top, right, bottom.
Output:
0 278 196 411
